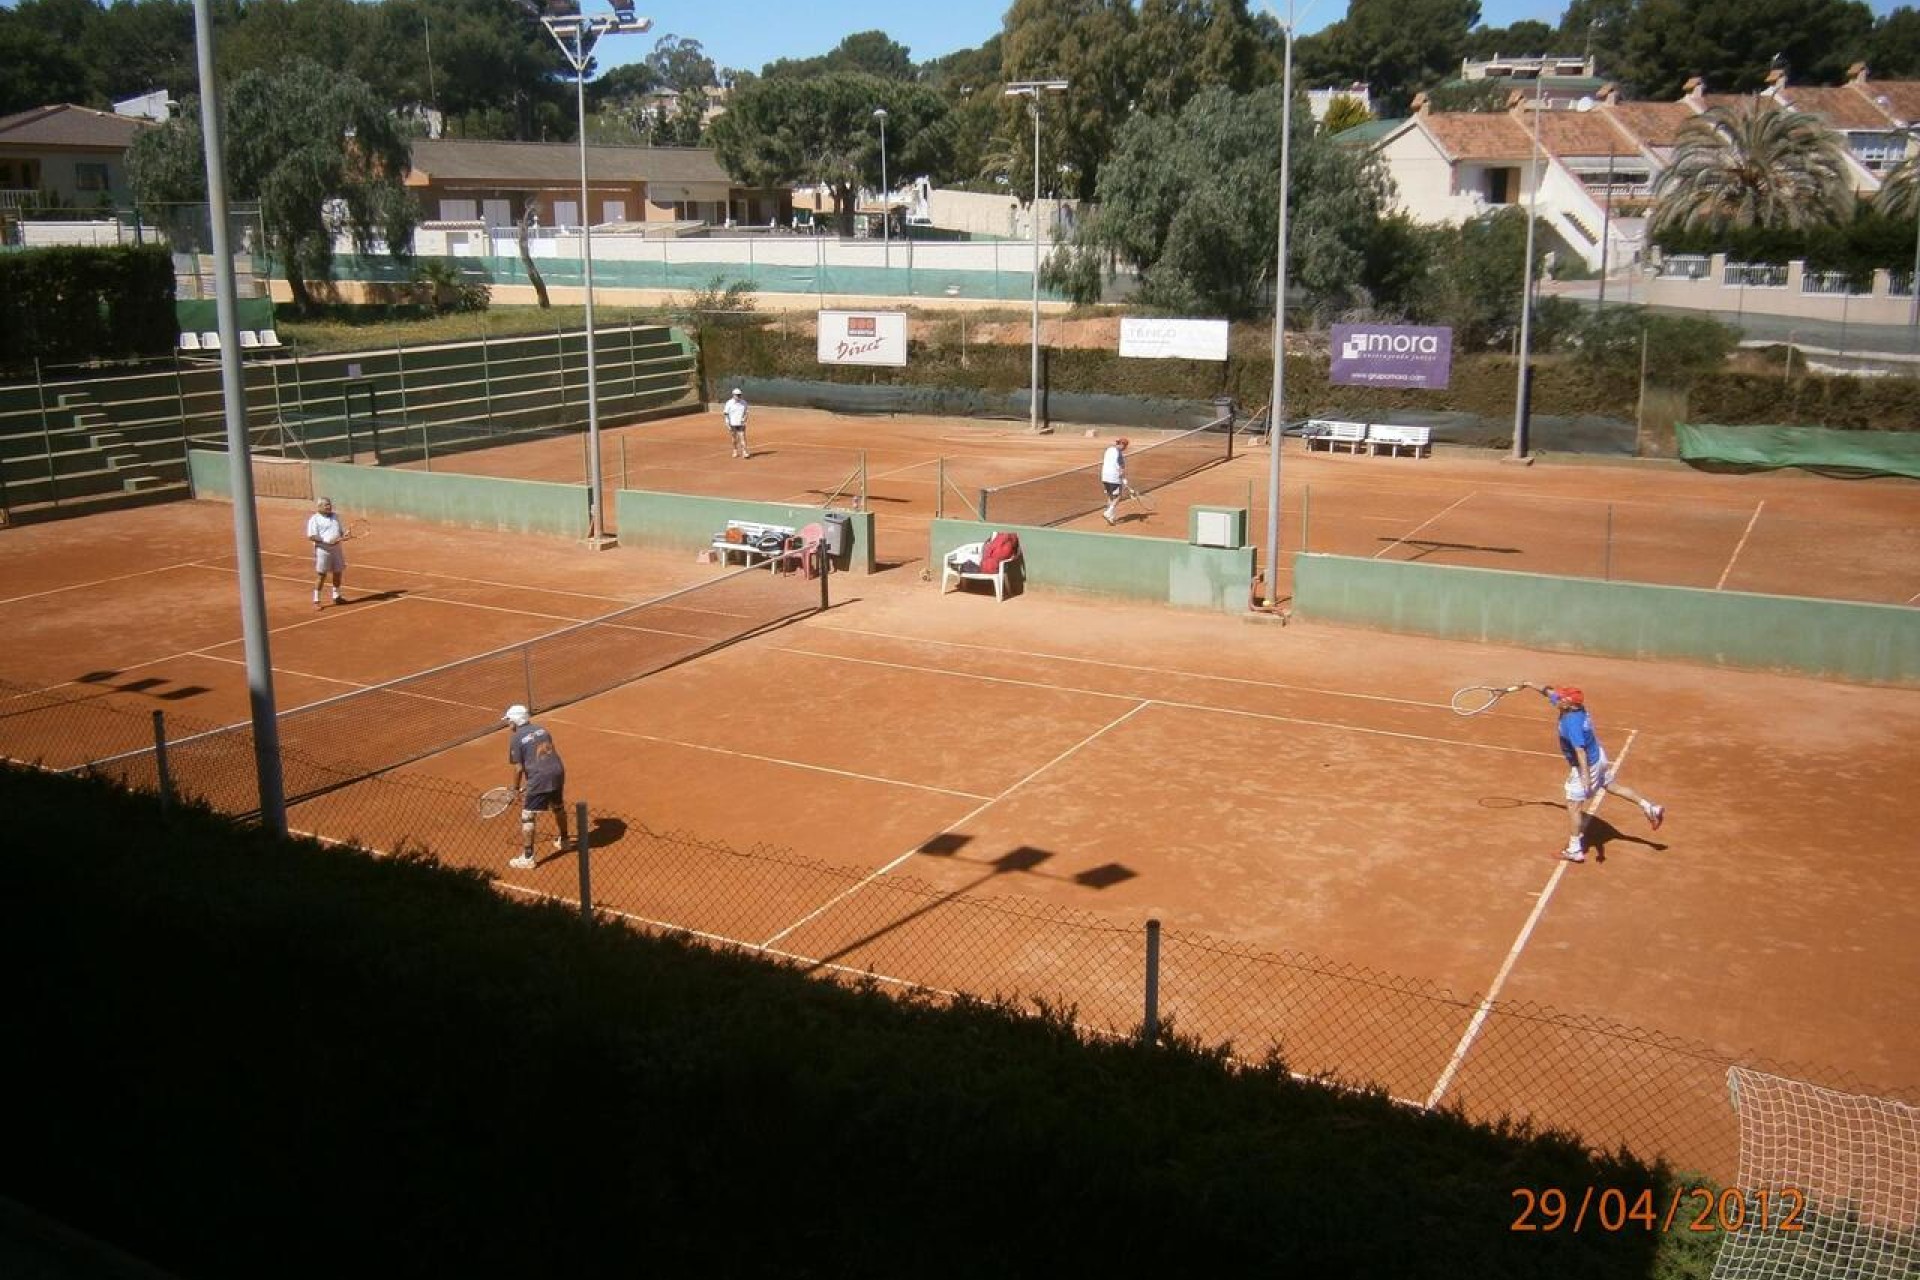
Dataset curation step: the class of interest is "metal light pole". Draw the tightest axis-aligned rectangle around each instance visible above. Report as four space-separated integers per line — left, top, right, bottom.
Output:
873 107 888 270
1262 2 1295 608
1006 79 1069 434
191 0 284 831
1510 73 1546 463
542 4 651 546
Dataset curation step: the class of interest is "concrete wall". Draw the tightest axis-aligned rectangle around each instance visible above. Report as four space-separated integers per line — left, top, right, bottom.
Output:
1294 553 1920 686
189 449 591 539
1645 253 1910 326
617 489 877 574
929 517 1255 613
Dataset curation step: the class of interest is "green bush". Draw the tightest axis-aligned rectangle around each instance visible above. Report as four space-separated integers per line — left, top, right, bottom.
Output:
0 244 175 366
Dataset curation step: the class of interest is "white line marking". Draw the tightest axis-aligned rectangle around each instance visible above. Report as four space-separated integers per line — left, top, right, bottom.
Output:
1424 730 1640 1110
1715 501 1765 591
559 719 991 800
0 561 208 606
776 646 1562 758
1374 492 1475 560
759 700 1154 949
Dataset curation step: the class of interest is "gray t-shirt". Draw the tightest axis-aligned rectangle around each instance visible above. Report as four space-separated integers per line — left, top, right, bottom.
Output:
507 723 565 793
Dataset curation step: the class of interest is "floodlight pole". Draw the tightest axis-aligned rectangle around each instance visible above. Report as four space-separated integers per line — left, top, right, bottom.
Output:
191 0 284 833
543 8 650 546
873 107 888 270
1510 73 1545 464
1262 3 1294 608
1006 79 1069 434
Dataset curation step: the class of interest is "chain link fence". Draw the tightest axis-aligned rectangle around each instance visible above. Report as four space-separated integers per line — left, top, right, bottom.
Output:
5 672 1910 1192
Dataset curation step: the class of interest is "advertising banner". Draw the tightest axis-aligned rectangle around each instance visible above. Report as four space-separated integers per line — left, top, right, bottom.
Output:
1119 317 1230 362
817 310 909 367
1330 324 1453 389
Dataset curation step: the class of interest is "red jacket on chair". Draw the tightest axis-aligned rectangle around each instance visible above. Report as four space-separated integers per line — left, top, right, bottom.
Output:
980 531 1020 574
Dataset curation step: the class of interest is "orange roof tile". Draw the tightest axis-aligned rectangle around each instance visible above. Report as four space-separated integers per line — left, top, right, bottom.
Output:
1419 112 1535 161
1778 84 1895 129
1855 79 1920 124
1532 110 1638 156
1603 100 1697 148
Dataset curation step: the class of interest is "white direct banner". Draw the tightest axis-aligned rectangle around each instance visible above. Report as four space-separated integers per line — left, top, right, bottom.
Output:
1119 317 1230 362
817 310 909 367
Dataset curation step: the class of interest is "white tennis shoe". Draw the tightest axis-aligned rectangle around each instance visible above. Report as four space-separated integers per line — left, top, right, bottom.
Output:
508 853 536 870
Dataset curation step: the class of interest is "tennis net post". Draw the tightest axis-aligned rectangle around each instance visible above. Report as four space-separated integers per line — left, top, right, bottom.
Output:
576 799 592 922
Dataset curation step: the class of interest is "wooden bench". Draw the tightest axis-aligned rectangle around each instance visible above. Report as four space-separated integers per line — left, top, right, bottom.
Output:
941 540 1019 601
1365 424 1432 457
711 519 797 568
1303 419 1369 453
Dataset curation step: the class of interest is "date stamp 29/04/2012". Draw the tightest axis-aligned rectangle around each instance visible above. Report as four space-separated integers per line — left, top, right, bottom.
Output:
1511 1186 1807 1234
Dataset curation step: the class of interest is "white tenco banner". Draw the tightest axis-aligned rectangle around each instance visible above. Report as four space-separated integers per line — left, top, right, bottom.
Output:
817 310 908 367
1119 317 1230 362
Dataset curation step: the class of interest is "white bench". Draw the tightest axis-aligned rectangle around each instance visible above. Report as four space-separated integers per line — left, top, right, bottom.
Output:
711 519 796 568
1365 424 1432 457
941 540 1018 601
1304 419 1369 453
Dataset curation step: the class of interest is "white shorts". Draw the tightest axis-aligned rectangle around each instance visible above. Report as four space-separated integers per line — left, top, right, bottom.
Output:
313 543 345 574
1565 756 1613 803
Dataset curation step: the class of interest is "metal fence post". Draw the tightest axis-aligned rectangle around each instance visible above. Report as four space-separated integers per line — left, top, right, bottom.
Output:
574 800 591 922
818 543 832 611
1604 504 1614 581
152 710 174 813
1143 917 1162 1045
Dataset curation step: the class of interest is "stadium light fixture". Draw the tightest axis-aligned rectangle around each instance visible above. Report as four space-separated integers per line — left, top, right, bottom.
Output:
873 107 889 269
1006 79 1069 434
542 4 652 545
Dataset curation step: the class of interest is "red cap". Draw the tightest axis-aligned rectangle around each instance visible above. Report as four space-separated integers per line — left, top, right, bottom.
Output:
1554 686 1585 709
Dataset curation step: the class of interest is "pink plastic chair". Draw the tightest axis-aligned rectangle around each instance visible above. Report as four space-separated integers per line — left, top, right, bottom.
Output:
772 522 826 578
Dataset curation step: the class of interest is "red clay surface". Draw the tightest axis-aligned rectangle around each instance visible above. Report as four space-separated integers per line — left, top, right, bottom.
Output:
4 423 1917 1181
408 406 1920 603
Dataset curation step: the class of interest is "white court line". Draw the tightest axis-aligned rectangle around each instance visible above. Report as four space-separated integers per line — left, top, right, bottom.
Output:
557 719 989 801
1424 730 1640 1111
1715 501 1766 591
776 646 1563 759
806 624 1487 716
1373 492 1476 560
0 560 208 607
759 700 1155 949
251 551 641 606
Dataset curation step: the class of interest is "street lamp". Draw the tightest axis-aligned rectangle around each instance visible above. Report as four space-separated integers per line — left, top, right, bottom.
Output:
873 107 888 269
1510 71 1546 464
542 2 651 546
1261 0 1296 608
1005 78 1069 434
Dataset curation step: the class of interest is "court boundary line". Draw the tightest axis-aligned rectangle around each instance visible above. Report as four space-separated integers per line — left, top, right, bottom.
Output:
757 700 1154 950
1715 501 1765 591
804 623 1576 721
0 560 209 607
1424 730 1641 1110
1373 491 1476 561
551 718 993 802
776 645 1563 759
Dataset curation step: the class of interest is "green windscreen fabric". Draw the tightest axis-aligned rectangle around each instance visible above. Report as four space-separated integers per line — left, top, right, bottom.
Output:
174 298 276 333
1677 422 1920 479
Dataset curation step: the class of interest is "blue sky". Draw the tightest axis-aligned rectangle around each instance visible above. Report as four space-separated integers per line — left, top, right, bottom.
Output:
607 0 1908 75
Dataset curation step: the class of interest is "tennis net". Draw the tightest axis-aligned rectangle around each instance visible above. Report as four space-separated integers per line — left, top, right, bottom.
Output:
976 413 1234 528
81 566 822 817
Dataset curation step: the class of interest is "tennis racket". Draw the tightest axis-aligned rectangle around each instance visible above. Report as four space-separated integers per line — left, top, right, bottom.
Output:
1450 684 1520 716
1125 484 1156 513
342 516 369 542
477 785 519 819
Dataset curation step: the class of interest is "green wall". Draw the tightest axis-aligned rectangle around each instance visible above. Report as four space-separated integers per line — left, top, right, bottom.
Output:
930 518 1255 612
190 449 590 538
1294 554 1920 686
617 489 877 574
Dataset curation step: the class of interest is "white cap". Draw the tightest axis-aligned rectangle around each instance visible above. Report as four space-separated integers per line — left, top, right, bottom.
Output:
732 387 743 395
502 704 529 726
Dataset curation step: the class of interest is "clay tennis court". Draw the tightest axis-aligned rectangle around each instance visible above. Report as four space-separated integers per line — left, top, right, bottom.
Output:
409 405 1920 603
2 416 1916 1181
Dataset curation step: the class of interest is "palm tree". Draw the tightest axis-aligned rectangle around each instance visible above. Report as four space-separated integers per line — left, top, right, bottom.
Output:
1651 99 1854 234
1875 150 1920 222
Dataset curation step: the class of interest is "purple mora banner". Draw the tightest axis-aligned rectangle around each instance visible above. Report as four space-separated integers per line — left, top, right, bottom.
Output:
1330 324 1453 389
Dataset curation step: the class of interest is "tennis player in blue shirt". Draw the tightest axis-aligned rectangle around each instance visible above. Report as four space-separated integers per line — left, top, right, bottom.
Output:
1519 682 1665 862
